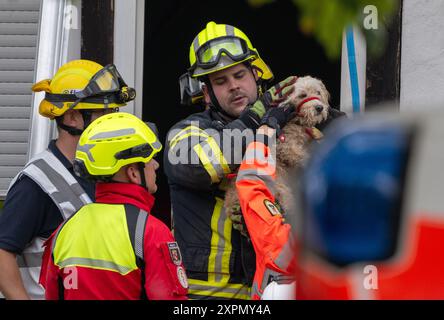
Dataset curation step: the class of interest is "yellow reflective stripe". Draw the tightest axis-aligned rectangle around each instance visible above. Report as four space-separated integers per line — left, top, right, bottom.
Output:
171 125 230 179
170 125 206 145
208 198 232 283
206 136 230 174
193 143 220 183
171 125 205 142
188 289 250 300
170 132 209 149
169 125 208 149
192 136 231 183
188 278 247 290
188 278 251 300
221 204 232 283
208 199 222 280
198 141 226 182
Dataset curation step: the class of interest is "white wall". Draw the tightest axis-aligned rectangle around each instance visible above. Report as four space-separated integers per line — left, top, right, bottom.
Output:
400 0 444 111
66 0 81 61
114 0 145 118
29 0 82 156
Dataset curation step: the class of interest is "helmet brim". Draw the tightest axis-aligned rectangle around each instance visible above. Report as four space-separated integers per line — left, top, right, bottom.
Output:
252 58 273 81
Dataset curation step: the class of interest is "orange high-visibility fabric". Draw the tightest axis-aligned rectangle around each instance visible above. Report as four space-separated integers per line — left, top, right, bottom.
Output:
236 141 295 299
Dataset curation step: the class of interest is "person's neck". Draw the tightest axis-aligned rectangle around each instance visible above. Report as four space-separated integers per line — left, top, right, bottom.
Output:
55 133 80 162
212 108 236 124
219 111 236 122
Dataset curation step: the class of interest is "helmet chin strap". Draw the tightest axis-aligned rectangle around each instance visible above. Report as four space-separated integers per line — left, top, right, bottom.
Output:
205 81 236 120
138 162 147 189
55 110 94 136
250 64 267 98
108 163 147 188
56 117 83 136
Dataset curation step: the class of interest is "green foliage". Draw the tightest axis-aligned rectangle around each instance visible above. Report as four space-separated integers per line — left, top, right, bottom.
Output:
247 0 398 60
248 0 275 7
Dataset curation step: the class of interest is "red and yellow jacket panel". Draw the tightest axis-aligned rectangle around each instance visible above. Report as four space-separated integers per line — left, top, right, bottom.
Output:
40 183 188 300
236 140 296 299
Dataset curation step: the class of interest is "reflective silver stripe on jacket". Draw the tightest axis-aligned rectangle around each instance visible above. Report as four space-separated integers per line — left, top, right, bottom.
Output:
8 149 92 299
134 209 148 261
236 168 277 196
10 149 92 219
257 268 284 298
253 238 295 299
18 237 46 300
56 257 133 274
274 236 294 271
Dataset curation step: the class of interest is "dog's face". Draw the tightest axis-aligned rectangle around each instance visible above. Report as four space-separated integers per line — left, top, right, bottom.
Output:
287 76 330 127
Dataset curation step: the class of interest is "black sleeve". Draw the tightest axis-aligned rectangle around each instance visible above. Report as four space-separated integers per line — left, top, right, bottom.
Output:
0 176 63 254
163 118 253 190
316 107 347 131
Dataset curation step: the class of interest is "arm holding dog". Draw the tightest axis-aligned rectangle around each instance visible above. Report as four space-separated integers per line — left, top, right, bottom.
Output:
164 77 298 190
235 116 296 300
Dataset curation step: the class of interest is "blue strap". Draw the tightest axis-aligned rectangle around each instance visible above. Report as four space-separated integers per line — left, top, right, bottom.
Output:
346 26 361 113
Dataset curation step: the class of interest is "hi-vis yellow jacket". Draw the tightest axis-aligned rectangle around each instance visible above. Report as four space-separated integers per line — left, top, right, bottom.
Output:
40 183 188 300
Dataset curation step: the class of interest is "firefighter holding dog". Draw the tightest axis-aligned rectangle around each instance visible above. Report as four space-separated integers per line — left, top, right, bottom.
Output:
164 21 298 299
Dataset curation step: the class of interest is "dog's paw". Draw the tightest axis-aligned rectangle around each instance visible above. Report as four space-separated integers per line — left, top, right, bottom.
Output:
229 206 250 239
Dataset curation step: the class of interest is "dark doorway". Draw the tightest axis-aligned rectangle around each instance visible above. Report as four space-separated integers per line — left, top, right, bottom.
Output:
81 0 113 65
143 0 341 226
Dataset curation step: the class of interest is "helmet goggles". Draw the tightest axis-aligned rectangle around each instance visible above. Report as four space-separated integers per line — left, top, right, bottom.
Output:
77 64 126 97
179 72 204 106
191 36 256 71
45 64 135 108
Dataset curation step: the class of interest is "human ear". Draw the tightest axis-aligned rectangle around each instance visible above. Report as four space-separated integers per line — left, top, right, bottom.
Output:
253 68 259 81
202 84 211 105
126 164 140 184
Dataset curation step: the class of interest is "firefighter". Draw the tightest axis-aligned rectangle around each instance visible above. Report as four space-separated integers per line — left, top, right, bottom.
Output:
164 21 298 299
0 60 133 299
236 103 298 300
40 112 188 300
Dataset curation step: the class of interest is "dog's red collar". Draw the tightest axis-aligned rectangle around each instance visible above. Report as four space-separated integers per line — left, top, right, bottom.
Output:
227 173 238 180
296 97 321 114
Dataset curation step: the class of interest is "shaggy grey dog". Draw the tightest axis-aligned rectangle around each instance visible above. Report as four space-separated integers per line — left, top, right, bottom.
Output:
224 76 330 222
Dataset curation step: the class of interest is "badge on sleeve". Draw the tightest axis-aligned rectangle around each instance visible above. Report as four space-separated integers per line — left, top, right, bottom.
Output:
167 242 182 266
176 266 189 289
264 199 282 216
